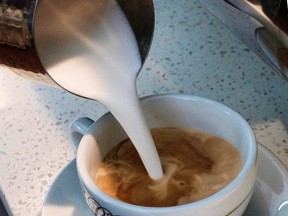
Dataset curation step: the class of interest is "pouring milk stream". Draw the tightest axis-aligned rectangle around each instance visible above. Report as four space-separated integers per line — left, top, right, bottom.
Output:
34 0 163 179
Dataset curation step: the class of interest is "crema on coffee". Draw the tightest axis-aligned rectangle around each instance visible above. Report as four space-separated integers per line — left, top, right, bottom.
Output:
95 128 242 207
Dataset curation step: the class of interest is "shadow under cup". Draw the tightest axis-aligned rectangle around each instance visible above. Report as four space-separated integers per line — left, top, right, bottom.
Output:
76 94 257 216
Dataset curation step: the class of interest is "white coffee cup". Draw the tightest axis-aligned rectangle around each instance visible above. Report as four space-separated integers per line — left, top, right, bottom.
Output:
71 94 257 216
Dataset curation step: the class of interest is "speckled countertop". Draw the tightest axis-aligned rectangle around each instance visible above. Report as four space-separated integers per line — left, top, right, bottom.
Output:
0 0 288 215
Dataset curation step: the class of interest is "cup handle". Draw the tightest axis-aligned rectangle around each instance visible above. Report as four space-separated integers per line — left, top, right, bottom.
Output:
70 117 94 149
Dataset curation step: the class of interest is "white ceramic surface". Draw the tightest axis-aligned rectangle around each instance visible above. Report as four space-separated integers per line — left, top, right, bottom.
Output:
41 144 288 216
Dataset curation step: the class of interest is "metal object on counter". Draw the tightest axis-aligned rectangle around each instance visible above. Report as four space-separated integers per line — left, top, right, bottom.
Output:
0 0 154 87
0 0 47 83
199 0 288 81
0 0 34 48
0 0 55 86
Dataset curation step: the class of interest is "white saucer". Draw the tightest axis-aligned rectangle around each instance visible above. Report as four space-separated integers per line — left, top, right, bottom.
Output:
41 144 288 216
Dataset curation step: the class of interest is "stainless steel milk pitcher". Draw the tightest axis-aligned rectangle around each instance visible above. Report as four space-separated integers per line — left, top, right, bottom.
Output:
0 0 154 87
1 0 288 84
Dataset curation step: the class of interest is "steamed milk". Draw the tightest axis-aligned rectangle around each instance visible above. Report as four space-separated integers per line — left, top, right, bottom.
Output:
44 0 163 179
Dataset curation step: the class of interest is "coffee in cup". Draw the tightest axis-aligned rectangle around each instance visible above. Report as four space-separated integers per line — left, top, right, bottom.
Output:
95 127 242 207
